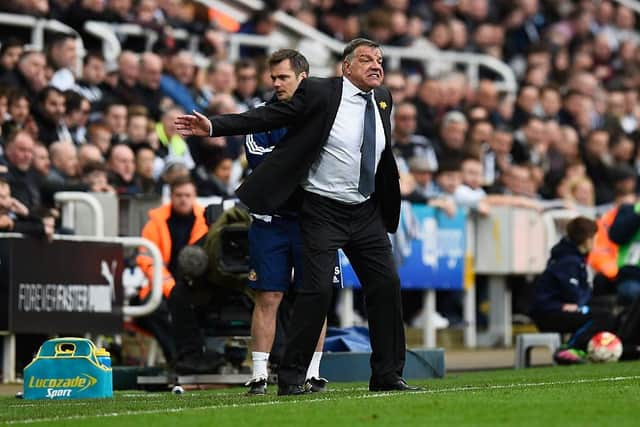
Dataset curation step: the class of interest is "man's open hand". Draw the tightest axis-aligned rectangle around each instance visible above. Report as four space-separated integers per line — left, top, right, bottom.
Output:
174 110 211 137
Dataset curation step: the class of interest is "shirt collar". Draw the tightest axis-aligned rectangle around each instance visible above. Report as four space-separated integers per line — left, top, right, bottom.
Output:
342 76 372 98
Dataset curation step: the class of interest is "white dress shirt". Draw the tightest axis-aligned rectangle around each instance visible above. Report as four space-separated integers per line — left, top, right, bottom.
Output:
302 77 386 204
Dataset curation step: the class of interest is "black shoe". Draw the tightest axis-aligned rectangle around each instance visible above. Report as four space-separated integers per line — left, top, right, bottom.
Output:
277 384 309 396
369 378 422 392
246 378 267 395
174 353 224 375
305 377 328 393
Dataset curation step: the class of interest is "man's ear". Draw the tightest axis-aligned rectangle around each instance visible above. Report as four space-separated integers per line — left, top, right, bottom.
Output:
343 60 350 75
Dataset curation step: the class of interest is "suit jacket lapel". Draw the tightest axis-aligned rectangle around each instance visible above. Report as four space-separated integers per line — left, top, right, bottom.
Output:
374 87 392 148
320 77 343 143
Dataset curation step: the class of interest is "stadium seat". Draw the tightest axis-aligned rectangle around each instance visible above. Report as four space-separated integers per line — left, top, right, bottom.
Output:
514 333 561 369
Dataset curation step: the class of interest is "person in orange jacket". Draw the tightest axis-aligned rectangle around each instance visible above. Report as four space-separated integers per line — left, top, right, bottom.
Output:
135 175 214 371
588 170 637 298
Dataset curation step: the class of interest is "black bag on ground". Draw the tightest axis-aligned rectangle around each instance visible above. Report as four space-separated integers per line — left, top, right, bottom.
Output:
616 297 640 360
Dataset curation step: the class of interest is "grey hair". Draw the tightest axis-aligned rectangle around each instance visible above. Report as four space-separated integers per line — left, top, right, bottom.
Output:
442 111 468 128
342 38 381 62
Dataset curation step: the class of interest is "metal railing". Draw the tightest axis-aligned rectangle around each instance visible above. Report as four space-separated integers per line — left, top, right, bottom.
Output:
613 0 640 14
55 191 105 237
0 13 85 76
199 0 518 92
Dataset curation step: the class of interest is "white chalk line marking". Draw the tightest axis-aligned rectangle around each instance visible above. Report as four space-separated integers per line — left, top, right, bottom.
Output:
5 375 640 425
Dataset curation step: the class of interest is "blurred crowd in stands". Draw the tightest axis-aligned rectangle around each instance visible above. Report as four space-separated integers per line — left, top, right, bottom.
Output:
2 0 640 325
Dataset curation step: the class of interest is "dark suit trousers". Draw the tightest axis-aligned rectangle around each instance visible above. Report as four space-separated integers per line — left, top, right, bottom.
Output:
278 191 406 386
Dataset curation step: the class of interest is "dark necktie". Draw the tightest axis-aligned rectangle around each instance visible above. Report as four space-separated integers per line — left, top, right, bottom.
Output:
357 92 376 197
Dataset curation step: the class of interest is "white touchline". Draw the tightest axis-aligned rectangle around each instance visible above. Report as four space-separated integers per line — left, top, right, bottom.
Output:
6 375 640 425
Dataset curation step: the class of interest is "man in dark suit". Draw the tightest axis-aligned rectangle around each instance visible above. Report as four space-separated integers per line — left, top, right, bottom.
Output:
175 38 419 394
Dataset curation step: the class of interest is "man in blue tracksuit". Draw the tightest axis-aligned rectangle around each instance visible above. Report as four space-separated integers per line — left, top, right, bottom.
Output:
244 49 336 395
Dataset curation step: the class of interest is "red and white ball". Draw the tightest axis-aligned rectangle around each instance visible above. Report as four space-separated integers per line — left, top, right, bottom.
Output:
587 331 623 362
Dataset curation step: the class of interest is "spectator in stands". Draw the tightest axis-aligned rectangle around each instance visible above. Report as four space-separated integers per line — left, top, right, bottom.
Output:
545 125 580 196
112 51 140 106
610 134 635 167
73 52 107 116
135 175 216 372
0 86 8 141
0 38 24 78
0 177 54 240
477 124 513 190
563 176 596 210
62 90 90 145
434 110 468 163
48 33 78 91
433 158 463 199
108 0 134 22
392 101 438 173
48 141 79 184
511 116 547 166
232 59 264 111
384 70 408 105
202 60 236 102
3 90 31 138
160 50 199 114
77 142 103 172
134 52 167 121
582 129 615 204
238 9 276 58
540 85 562 121
0 50 47 103
511 85 540 129
158 159 189 200
31 142 50 178
531 216 616 364
401 157 456 216
459 155 491 207
441 72 468 111
3 130 42 212
133 143 159 194
126 107 150 145
156 106 194 169
402 156 436 199
495 164 538 198
107 143 140 195
81 161 115 194
103 102 128 144
412 77 441 140
466 119 494 150
191 149 233 197
473 79 500 123
86 122 112 155
33 86 70 145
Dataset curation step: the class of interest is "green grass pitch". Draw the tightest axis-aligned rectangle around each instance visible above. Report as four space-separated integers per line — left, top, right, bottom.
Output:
3 361 640 426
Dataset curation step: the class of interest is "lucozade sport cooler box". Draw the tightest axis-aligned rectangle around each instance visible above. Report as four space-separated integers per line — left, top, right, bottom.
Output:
23 338 113 400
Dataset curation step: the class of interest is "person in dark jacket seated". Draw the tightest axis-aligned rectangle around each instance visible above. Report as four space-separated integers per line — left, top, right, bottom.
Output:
530 216 616 364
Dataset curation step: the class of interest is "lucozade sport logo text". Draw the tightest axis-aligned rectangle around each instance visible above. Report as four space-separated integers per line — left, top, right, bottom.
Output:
27 374 97 398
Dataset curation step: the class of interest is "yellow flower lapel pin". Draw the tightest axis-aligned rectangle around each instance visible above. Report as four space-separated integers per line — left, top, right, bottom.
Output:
379 101 387 110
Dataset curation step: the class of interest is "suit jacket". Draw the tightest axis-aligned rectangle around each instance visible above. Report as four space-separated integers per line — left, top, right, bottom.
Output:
210 77 401 233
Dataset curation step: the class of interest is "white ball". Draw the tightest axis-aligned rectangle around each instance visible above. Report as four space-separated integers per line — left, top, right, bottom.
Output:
587 331 623 363
171 385 185 395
